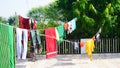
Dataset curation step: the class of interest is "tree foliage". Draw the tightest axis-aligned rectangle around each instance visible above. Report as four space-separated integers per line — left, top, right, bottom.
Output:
27 0 120 38
0 17 6 24
27 2 64 22
56 0 120 38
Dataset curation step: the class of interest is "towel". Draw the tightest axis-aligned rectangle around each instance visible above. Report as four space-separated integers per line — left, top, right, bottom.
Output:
45 28 57 59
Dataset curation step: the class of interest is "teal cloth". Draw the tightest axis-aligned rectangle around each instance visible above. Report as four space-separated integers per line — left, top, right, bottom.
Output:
0 23 10 68
30 30 41 47
56 25 66 45
9 26 14 68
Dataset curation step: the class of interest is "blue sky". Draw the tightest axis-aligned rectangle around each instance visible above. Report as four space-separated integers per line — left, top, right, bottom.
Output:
0 0 53 18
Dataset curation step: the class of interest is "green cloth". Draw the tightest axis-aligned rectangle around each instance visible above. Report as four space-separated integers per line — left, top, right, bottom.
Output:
0 23 10 68
56 25 66 45
9 26 14 68
0 23 15 68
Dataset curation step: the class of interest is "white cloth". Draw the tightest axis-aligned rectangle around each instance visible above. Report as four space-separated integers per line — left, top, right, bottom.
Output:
16 28 28 59
21 29 28 59
16 28 22 59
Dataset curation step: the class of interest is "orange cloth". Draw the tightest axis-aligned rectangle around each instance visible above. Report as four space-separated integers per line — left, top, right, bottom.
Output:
86 39 95 61
64 23 68 30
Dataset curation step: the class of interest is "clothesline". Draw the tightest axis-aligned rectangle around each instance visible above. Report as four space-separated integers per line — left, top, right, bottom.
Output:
40 34 77 43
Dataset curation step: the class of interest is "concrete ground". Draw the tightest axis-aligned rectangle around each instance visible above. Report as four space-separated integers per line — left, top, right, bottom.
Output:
16 53 120 68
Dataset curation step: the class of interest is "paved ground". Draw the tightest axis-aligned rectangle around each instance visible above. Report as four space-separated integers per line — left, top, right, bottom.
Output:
16 53 120 68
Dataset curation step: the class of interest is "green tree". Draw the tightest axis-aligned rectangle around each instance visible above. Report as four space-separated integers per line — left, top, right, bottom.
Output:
7 16 16 25
27 2 64 22
56 0 120 38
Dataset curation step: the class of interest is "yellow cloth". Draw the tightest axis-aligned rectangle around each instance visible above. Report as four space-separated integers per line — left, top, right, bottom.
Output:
55 28 60 40
86 39 95 56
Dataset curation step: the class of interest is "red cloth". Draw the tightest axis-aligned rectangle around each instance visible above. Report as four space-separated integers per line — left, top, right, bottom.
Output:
64 23 68 30
19 16 30 29
45 28 57 59
19 16 30 40
33 20 37 30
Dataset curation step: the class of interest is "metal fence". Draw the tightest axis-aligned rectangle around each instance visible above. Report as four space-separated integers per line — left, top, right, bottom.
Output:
41 38 120 55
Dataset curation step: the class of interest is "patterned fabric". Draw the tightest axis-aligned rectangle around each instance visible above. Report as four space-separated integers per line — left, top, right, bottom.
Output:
67 18 77 34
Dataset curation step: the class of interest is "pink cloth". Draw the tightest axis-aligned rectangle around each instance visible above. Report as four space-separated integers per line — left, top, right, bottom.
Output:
45 28 57 59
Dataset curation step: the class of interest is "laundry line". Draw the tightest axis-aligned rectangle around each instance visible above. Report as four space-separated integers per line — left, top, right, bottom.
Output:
40 34 77 43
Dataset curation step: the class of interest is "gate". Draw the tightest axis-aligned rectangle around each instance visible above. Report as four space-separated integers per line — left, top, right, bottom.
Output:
41 38 120 55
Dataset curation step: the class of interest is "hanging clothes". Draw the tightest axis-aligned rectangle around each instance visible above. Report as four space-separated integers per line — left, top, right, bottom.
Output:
45 28 57 59
86 39 95 61
19 15 30 29
16 28 28 59
56 25 66 45
30 30 41 55
95 28 101 42
67 18 77 34
19 15 30 40
74 42 79 50
0 23 15 68
31 19 37 30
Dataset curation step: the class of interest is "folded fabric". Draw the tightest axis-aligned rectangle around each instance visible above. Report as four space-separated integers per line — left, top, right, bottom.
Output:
45 28 57 59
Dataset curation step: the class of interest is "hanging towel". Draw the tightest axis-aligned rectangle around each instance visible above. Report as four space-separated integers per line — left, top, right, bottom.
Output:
45 28 57 59
16 28 22 59
19 15 30 29
0 23 10 68
21 29 28 59
74 42 79 50
67 18 77 34
16 28 28 59
56 25 66 45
